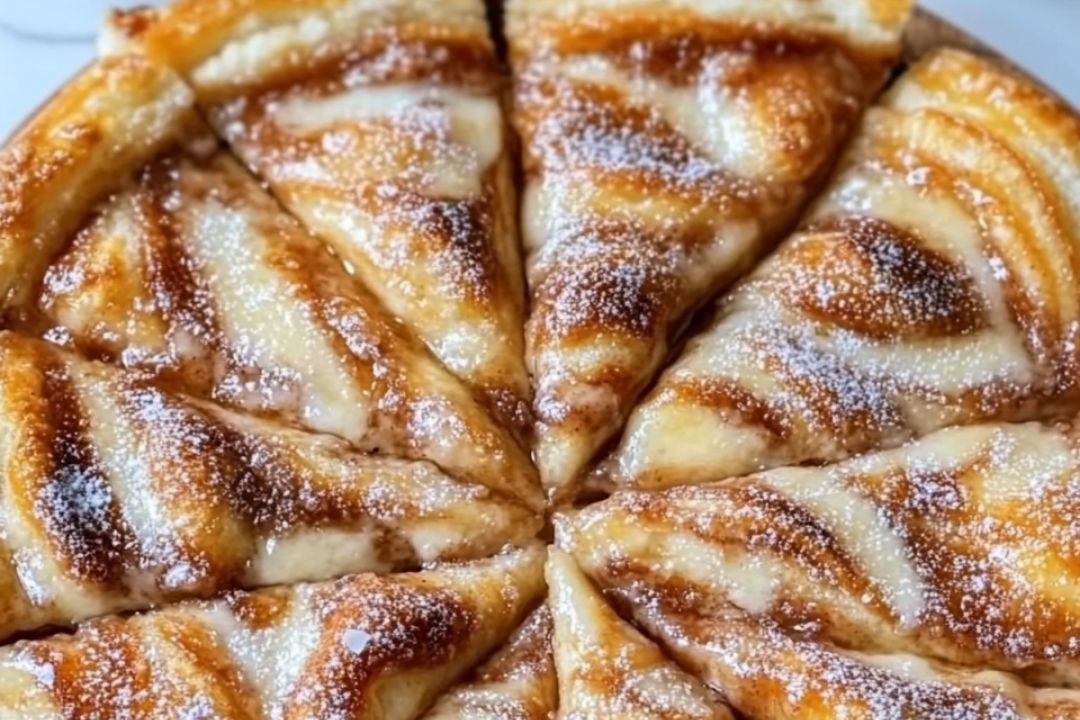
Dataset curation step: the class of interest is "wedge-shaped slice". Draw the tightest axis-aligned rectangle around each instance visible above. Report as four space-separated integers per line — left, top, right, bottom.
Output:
423 606 556 720
546 548 734 720
0 56 540 512
100 0 531 433
0 544 545 719
506 0 913 497
603 48 1080 491
562 419 1080 717
0 54 201 324
0 332 541 641
608 587 1080 719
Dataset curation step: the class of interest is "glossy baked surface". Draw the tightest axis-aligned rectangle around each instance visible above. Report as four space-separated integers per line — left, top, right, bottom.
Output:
103 0 533 436
509 0 912 498
0 331 540 641
602 48 1080 491
1 2 1080 718
564 419 1080 717
0 546 545 719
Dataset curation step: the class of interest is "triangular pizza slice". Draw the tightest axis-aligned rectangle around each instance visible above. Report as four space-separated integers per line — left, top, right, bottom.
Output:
0 544 545 719
602 48 1080 491
0 54 541 513
0 54 197 323
546 548 735 720
506 0 913 498
422 605 556 720
0 331 541 641
562 419 1080 717
99 0 531 434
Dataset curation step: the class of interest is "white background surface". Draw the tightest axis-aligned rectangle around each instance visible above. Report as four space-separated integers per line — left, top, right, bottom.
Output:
1 1 1079 139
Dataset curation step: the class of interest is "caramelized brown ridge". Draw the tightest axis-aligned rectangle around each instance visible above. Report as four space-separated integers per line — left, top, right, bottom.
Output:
669 377 792 443
531 219 686 345
21 352 135 589
515 77 765 205
19 621 158 718
351 182 502 305
775 216 989 340
524 12 900 76
287 577 475 718
199 30 498 104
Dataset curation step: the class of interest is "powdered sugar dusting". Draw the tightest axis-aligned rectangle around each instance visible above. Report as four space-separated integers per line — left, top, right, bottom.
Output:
0 549 543 717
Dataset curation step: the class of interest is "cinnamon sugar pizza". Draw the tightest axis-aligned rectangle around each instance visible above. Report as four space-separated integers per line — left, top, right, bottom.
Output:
1 0 1080 718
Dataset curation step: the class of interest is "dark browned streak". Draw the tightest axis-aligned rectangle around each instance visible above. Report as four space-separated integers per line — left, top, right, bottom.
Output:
283 577 475 719
784 216 988 341
33 356 137 588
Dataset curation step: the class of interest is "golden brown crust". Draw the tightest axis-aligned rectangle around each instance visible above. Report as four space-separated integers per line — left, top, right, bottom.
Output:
511 0 912 499
507 0 912 58
0 545 546 718
423 605 557 720
603 48 1080 492
563 418 1080 716
547 548 735 720
0 55 203 323
0 332 541 641
101 0 534 437
101 0 490 82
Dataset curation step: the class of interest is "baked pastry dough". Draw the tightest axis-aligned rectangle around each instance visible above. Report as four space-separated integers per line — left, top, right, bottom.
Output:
562 419 1080 717
0 331 540 641
507 0 913 497
0 544 545 719
602 48 1080 491
0 55 200 324
547 548 735 720
422 606 556 720
0 55 541 514
5 0 1080 716
101 0 531 434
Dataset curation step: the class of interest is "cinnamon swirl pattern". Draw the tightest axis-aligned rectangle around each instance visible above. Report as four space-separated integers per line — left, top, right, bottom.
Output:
0 55 201 323
508 0 913 498
0 55 541 514
0 545 545 719
422 605 556 720
0 332 540 641
547 548 735 720
603 48 1080 491
9 0 1080 717
102 0 532 434
563 419 1080 718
